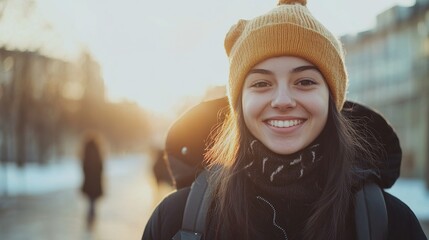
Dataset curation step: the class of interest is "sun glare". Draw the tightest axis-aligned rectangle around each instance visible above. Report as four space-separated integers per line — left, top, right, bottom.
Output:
2 0 416 114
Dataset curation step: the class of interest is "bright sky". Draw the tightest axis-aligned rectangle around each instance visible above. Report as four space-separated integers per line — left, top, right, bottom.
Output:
1 0 416 114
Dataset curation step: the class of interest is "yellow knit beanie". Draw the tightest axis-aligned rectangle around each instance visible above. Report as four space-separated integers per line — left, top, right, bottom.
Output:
225 0 347 111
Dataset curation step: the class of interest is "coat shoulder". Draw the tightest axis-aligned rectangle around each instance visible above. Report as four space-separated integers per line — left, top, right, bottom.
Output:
142 187 190 240
384 191 427 240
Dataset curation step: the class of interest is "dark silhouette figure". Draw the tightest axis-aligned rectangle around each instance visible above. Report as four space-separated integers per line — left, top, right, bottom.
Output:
80 137 103 228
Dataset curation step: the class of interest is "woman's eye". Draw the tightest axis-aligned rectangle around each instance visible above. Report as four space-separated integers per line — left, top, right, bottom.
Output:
251 81 270 88
297 79 316 86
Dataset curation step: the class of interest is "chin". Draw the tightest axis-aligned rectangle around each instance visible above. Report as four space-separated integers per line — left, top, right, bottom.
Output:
269 145 300 155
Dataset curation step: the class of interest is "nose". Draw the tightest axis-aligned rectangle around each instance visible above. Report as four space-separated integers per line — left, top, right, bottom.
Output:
271 87 296 111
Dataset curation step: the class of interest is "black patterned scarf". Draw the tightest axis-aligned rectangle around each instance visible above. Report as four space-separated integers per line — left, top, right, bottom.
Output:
244 139 324 202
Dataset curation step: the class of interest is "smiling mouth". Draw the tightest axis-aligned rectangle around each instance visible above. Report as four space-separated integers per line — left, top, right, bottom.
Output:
267 119 304 128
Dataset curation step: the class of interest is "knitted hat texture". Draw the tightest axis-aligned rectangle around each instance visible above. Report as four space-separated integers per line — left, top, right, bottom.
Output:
225 0 347 111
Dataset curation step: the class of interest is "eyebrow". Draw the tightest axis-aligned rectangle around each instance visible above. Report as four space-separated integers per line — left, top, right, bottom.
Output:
247 69 273 75
291 65 321 73
247 65 321 75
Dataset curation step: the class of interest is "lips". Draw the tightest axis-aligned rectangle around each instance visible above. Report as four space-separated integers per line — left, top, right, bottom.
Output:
266 119 304 128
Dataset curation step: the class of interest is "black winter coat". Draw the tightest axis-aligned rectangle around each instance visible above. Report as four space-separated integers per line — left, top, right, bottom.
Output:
81 140 103 200
142 186 427 240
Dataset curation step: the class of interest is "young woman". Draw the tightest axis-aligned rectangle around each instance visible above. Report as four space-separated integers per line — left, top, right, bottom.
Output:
143 0 427 239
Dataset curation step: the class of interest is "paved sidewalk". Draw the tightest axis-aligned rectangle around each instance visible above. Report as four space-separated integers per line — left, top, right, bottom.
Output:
1 158 427 239
0 160 173 240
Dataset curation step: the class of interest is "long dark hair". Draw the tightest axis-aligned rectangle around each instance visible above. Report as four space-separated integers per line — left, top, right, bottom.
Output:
205 95 372 239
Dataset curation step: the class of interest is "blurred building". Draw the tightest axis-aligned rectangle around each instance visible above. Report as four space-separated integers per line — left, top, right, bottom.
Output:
342 0 429 181
0 48 105 166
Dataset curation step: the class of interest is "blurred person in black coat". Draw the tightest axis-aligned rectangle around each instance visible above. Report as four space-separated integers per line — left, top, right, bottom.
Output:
80 135 104 228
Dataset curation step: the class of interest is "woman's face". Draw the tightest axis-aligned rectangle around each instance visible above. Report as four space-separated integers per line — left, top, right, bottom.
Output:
242 56 329 155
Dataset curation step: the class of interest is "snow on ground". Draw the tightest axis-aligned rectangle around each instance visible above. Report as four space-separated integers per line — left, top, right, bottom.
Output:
0 154 151 196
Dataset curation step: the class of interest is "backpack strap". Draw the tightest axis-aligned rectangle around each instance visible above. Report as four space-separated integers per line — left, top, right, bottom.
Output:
355 182 388 240
172 170 210 240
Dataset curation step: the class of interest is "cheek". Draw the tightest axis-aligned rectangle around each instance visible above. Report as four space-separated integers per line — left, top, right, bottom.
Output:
311 92 329 126
241 93 253 126
318 106 329 128
241 91 265 131
301 89 329 122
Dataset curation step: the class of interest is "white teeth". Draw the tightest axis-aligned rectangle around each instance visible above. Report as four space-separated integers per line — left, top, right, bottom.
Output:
268 120 303 128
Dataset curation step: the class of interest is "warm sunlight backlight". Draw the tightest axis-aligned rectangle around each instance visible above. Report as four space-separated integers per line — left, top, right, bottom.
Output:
2 0 416 113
